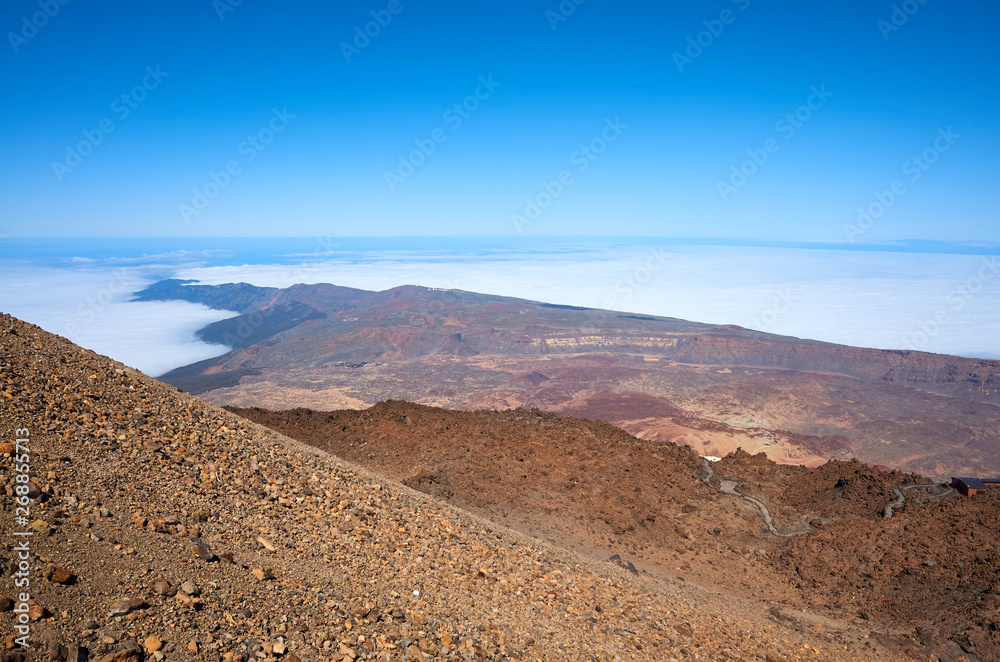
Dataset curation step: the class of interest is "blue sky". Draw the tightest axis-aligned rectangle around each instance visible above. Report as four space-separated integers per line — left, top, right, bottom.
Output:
1 0 997 241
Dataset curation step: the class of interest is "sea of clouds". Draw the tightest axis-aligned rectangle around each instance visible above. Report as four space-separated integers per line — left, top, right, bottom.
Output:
2 244 998 376
0 264 238 376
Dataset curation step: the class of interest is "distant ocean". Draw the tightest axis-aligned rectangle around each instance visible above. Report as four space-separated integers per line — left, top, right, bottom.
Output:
1 237 998 376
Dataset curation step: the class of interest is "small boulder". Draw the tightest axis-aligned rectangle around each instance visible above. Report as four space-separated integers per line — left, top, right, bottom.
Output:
143 636 162 654
28 604 50 620
46 641 67 661
108 597 145 616
174 591 200 610
44 567 75 585
149 579 172 596
97 649 141 662
189 537 216 562
65 644 85 662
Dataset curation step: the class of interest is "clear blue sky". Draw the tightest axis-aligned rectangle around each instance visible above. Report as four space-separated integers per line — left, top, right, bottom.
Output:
1 0 997 241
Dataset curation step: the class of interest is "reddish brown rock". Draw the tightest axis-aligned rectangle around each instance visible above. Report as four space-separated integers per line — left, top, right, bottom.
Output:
44 567 75 585
108 597 145 616
97 649 142 662
149 579 172 596
28 603 49 620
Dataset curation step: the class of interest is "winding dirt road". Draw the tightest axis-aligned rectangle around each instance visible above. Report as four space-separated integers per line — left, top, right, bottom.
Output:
702 458 810 537
883 482 955 516
700 458 955 534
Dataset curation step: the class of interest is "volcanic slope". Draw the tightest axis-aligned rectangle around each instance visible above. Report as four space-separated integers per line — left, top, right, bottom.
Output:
142 280 1000 479
230 401 1000 662
0 313 908 661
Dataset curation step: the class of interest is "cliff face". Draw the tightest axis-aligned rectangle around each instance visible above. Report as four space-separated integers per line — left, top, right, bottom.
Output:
667 335 999 396
140 280 1000 478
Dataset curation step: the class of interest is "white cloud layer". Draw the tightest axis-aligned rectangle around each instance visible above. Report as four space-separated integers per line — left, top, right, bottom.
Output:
175 246 1000 360
2 246 997 380
0 266 236 376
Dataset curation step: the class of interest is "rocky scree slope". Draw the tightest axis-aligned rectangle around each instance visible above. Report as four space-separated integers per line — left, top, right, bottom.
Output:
0 312 906 661
229 402 1000 662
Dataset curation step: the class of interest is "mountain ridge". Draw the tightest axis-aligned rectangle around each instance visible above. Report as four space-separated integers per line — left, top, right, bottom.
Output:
138 280 1000 479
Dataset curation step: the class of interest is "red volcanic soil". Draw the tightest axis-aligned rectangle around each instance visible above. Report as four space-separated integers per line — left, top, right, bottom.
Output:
712 450 923 527
146 280 1000 480
508 371 550 387
774 489 1000 662
556 392 687 420
229 400 1000 661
